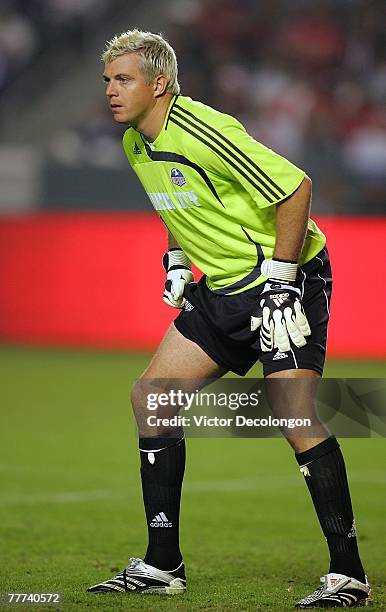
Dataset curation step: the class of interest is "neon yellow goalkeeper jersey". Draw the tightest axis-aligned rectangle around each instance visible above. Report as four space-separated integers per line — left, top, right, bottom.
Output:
122 94 326 294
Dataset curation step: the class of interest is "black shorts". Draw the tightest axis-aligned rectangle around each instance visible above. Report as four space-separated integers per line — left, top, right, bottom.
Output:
174 247 332 377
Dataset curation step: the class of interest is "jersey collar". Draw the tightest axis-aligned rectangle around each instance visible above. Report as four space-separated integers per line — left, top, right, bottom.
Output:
141 94 179 149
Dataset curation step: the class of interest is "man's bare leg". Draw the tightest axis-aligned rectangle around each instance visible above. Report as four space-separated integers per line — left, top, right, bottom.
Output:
266 369 365 583
265 368 327 453
132 323 226 437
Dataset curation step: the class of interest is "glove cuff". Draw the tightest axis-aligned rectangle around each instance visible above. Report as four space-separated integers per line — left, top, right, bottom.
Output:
261 258 298 282
262 281 301 296
163 248 191 272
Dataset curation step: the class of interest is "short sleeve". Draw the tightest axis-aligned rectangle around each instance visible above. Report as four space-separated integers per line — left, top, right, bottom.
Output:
210 118 305 208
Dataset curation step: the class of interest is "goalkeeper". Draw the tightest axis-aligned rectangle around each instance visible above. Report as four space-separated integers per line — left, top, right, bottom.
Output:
87 29 369 608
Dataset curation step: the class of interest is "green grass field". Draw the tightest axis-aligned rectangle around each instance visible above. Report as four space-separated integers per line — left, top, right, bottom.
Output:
1 347 385 611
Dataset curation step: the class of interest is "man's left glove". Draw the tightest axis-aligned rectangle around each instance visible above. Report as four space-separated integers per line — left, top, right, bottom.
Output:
251 258 311 353
163 248 194 308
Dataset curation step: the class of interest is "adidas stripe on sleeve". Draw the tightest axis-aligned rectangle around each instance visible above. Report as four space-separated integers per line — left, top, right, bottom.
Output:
168 102 305 208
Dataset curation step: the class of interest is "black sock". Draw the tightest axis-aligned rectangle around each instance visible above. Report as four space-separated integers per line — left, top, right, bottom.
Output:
139 436 185 571
296 437 365 582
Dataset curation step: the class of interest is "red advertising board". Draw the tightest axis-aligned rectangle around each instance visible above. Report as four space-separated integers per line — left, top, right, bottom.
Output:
0 213 384 357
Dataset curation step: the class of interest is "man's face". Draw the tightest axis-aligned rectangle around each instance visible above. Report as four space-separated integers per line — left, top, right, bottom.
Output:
103 53 155 125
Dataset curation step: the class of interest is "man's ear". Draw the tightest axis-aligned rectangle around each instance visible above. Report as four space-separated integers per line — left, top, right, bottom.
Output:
153 74 168 98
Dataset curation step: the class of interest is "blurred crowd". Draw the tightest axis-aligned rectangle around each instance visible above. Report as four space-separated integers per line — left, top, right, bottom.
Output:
169 0 386 213
1 0 385 213
0 0 112 91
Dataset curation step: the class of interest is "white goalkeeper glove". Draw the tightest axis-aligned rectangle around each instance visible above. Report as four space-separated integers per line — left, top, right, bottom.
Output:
251 258 311 353
163 248 194 308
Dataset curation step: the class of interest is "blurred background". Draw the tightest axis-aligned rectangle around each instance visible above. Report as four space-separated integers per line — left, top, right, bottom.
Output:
1 3 385 608
0 0 385 358
0 0 385 213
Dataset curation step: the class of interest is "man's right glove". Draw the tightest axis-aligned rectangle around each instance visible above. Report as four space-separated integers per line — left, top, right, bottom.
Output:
251 258 311 353
163 248 194 308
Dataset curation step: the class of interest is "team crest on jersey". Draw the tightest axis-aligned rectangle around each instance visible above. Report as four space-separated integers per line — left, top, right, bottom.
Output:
170 167 186 187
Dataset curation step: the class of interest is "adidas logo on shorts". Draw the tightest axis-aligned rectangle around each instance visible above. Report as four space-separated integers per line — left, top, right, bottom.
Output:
348 519 357 538
183 299 194 312
272 351 289 360
150 512 172 528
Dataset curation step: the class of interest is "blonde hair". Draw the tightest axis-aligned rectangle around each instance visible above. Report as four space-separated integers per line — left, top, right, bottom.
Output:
102 29 180 95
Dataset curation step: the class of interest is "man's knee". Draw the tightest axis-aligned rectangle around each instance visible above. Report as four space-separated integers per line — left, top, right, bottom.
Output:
130 377 181 437
130 378 153 436
130 378 150 420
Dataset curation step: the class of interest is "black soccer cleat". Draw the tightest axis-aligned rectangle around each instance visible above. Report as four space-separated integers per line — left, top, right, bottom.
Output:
295 572 371 608
87 557 186 594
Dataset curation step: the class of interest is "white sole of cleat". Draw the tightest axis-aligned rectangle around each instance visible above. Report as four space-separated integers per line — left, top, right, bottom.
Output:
142 579 186 595
165 579 186 595
141 587 185 595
